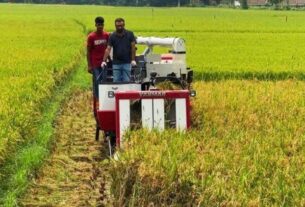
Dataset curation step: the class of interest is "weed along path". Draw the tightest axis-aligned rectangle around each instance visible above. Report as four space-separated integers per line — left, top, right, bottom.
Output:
20 91 110 207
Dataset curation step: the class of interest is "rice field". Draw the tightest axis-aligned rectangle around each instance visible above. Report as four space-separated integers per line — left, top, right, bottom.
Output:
109 80 305 206
0 4 85 164
1 3 305 206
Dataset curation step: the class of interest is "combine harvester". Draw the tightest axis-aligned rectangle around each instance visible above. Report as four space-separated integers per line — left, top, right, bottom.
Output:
94 36 196 155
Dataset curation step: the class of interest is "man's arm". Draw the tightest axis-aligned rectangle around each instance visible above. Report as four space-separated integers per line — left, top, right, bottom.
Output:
102 45 112 63
130 32 136 66
87 35 93 73
102 34 112 66
131 41 136 62
87 46 92 73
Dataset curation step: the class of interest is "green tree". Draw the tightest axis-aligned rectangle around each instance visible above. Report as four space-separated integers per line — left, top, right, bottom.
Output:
268 0 283 5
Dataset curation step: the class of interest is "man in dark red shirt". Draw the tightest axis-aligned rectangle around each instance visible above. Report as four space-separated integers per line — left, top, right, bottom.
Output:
87 16 109 99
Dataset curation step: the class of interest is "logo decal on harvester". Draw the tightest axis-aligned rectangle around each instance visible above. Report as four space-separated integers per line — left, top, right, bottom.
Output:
140 91 166 97
108 91 115 98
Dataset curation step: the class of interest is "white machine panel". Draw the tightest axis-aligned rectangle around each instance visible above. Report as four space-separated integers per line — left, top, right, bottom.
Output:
143 60 187 84
153 99 165 130
119 100 130 144
175 98 187 131
142 99 153 130
116 91 189 146
141 99 165 131
99 84 141 111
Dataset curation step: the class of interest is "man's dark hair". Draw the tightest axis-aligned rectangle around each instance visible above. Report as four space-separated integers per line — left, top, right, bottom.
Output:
115 18 125 24
95 16 104 24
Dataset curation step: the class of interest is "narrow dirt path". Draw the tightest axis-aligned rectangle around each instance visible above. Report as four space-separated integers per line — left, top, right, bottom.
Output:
20 91 110 207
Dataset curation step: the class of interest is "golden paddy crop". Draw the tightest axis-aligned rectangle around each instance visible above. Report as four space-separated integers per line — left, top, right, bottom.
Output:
108 80 305 206
0 5 84 163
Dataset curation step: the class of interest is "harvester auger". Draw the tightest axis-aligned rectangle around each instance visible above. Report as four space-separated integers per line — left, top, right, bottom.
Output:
93 36 196 156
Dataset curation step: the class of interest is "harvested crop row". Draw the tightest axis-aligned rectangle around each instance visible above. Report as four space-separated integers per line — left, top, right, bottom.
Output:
107 80 305 206
20 91 110 207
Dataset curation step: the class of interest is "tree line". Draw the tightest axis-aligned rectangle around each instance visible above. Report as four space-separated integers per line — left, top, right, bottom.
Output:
2 0 288 9
0 0 244 6
1 0 189 5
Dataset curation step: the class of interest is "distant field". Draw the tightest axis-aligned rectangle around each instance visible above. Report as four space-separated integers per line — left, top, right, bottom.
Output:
79 6 305 78
2 4 305 79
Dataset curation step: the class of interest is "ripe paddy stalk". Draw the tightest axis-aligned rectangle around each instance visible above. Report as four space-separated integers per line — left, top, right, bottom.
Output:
107 80 305 206
0 5 85 164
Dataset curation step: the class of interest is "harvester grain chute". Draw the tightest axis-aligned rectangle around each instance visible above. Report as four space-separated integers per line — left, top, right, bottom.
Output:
93 36 196 156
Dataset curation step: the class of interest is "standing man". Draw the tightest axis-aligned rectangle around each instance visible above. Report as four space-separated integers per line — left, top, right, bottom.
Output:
87 16 109 99
101 18 136 82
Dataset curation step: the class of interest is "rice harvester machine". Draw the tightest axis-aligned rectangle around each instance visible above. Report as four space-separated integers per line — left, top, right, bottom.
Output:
94 36 196 155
